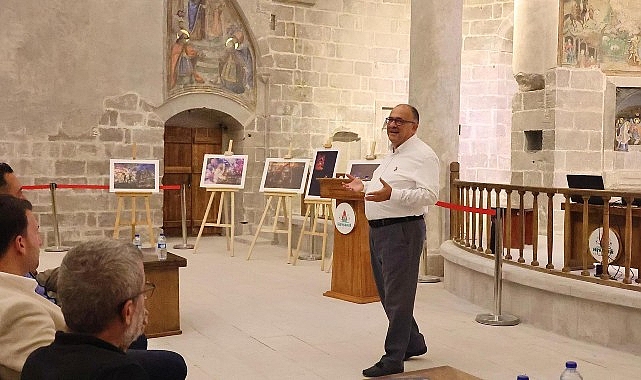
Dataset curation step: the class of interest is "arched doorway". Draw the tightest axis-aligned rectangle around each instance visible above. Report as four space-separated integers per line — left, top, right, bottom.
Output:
163 108 243 236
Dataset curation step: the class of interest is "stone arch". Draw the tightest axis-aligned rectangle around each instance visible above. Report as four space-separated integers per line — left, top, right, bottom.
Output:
154 93 254 128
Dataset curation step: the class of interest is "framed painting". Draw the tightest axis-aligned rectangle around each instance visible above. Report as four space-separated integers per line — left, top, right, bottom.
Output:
109 159 160 193
559 0 641 74
259 158 310 194
305 149 339 199
200 154 248 189
346 160 381 182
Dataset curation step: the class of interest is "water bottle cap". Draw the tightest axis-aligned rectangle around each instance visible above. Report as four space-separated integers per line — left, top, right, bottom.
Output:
517 375 529 380
135 234 140 237
565 361 577 369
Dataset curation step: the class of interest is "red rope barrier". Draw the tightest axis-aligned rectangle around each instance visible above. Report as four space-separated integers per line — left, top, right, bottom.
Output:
23 184 181 191
435 200 496 216
22 185 50 190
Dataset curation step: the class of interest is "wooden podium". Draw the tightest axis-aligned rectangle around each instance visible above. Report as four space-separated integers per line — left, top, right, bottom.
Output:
318 178 379 304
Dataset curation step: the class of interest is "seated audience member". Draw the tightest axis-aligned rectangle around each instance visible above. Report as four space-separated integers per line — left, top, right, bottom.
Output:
0 195 66 380
0 164 185 379
22 239 186 379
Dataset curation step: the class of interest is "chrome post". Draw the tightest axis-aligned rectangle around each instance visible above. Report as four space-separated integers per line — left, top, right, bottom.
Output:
475 208 520 326
45 183 70 252
174 183 194 249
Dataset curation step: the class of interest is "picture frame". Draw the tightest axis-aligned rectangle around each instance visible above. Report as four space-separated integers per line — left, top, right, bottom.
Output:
200 154 248 189
109 159 160 193
305 149 339 199
346 160 381 182
259 158 310 194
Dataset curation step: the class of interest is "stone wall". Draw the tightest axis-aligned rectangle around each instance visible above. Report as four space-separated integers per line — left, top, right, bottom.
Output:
459 0 516 183
1 1 412 246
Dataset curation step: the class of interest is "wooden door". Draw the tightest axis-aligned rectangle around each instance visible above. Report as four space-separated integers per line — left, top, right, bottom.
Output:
163 126 222 236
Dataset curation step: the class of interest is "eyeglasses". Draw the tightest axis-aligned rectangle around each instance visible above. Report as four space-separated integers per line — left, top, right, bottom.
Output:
383 117 417 128
117 282 156 311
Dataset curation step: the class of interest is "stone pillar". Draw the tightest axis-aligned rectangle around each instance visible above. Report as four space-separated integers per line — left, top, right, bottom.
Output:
410 0 463 276
513 0 559 75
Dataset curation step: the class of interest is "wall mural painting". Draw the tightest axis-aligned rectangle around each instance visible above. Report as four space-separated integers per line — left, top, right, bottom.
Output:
614 88 641 151
167 0 255 105
560 0 641 74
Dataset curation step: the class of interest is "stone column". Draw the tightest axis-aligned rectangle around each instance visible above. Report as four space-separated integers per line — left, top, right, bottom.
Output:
410 0 463 276
513 0 558 75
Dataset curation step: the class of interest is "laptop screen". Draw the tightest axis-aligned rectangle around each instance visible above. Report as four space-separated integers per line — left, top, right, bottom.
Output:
566 174 604 204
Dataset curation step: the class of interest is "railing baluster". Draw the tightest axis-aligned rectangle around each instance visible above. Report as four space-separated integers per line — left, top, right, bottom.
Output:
505 189 513 261
546 192 554 269
531 192 539 267
466 187 472 248
625 197 633 285
476 187 486 252
581 196 590 277
601 196 611 280
485 187 492 254
562 194 572 272
518 190 526 264
471 186 478 250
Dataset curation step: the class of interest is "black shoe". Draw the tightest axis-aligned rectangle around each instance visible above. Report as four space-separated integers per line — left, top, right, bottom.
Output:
403 346 428 361
362 361 403 378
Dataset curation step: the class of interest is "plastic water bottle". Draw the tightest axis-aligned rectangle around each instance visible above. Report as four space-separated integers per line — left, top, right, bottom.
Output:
560 361 583 380
156 233 167 260
517 375 529 380
133 234 142 251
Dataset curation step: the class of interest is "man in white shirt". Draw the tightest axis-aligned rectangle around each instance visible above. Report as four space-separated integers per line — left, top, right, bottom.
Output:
344 104 439 377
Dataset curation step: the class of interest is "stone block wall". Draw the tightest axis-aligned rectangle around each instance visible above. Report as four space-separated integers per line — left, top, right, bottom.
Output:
459 0 516 183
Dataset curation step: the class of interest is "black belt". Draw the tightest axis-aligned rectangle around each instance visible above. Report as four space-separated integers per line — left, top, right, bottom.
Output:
368 215 424 228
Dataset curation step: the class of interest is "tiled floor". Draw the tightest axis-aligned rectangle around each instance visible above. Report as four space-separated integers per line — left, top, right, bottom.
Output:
39 236 641 380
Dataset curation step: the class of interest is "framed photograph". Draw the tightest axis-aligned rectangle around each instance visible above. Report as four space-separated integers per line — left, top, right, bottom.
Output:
305 149 339 199
109 159 160 193
346 160 381 182
259 158 310 194
200 154 248 189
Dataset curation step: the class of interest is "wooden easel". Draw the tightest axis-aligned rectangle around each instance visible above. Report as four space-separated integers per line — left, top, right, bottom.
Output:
194 139 239 255
246 192 296 262
112 144 155 245
247 143 298 263
293 198 333 270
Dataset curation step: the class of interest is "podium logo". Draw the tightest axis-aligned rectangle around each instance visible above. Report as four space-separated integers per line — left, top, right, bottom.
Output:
334 202 355 234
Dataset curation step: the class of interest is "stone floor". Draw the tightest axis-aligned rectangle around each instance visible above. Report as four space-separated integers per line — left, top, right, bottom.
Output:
38 235 641 380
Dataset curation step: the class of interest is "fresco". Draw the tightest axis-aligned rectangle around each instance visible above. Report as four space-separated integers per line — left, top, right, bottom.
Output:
167 0 255 105
560 0 641 74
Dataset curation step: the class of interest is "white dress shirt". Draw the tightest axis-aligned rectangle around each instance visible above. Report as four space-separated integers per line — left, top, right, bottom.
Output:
364 134 439 221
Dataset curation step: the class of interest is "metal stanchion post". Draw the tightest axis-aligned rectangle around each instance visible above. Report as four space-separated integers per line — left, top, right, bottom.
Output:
173 183 194 249
418 240 440 283
299 203 321 261
44 182 70 252
475 208 520 326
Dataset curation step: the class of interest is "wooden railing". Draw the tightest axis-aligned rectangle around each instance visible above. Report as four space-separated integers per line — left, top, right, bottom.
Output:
447 162 641 291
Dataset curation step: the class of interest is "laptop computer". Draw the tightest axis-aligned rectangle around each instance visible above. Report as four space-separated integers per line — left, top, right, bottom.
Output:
566 174 605 205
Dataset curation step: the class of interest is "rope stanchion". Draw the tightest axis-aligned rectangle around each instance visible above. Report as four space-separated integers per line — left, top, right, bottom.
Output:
474 208 520 326
44 183 71 253
435 201 518 326
173 184 194 250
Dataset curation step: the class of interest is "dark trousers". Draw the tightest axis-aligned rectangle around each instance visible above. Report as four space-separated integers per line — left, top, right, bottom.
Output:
369 218 426 366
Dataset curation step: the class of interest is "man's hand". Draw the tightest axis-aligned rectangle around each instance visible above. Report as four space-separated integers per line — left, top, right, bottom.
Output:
343 174 364 192
364 178 392 202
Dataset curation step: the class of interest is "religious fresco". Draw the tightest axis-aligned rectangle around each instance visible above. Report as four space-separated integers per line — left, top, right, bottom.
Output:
615 88 641 151
167 0 255 106
560 0 641 74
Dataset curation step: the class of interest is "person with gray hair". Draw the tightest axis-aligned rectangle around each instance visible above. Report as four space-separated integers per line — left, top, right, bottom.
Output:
21 239 186 379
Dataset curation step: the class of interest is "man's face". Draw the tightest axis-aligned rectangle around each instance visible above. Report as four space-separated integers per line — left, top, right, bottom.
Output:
2 172 25 199
386 105 418 149
23 210 42 272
